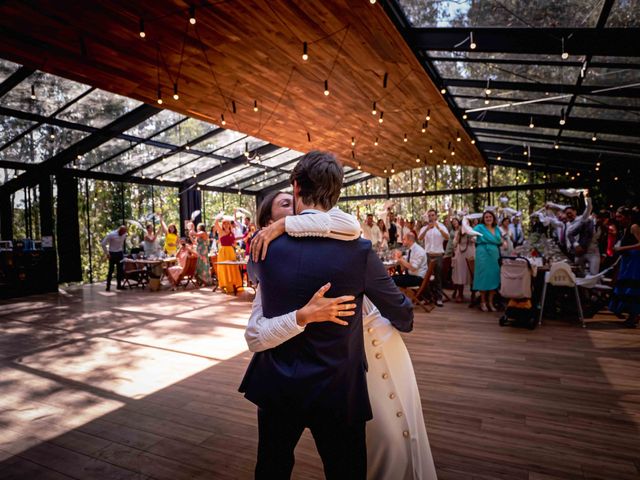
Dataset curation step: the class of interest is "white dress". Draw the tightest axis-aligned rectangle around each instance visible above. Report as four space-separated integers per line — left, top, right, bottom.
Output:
244 208 438 480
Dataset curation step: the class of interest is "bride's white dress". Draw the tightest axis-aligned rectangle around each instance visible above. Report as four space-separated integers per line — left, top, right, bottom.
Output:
243 208 437 479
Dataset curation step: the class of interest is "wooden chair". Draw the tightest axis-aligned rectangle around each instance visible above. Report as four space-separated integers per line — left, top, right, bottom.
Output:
176 254 198 290
122 260 147 289
400 260 437 313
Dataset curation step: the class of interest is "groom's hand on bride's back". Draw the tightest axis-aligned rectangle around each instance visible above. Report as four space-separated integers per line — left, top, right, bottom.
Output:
295 282 356 327
251 218 286 263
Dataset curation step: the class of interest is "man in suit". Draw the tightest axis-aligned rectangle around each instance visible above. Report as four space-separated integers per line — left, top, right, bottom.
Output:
239 151 413 480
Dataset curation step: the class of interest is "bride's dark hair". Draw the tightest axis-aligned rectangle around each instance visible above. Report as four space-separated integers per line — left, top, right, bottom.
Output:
257 190 284 228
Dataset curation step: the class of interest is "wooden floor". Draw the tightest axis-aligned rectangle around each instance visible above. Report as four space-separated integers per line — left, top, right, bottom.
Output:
0 284 638 480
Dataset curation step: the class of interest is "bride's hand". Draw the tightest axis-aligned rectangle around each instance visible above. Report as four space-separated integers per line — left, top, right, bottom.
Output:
251 217 286 262
296 283 356 327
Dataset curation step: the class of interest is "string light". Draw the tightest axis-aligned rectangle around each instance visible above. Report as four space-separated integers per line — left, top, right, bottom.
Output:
307 132 311 142
49 128 55 140
426 109 431 121
254 100 259 112
351 137 356 147
421 122 427 133
232 100 237 113
451 147 455 156
429 146 433 154
596 161 601 166
384 167 388 174
497 155 502 160
403 133 408 142
559 108 566 125
614 176 619 181
370 0 376 4
554 142 560 149
157 86 163 104
357 162 362 170
189 6 196 24
470 31 476 49
324 80 329 96
173 83 179 100
371 101 377 115
484 93 490 105
471 139 476 144
485 79 492 95
561 37 569 59
383 73 388 89
390 163 395 174
244 142 249 157
462 113 467 120
30 85 36 100
529 116 535 128
592 132 597 141
378 111 384 124
302 42 308 61
220 114 226 126
456 131 461 142
527 161 532 166
440 87 446 95
374 137 379 146
443 158 448 164
139 18 145 38
185 145 190 150
416 154 421 163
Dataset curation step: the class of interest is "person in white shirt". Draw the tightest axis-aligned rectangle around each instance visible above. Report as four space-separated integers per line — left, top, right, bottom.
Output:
391 232 428 288
101 225 128 291
418 209 450 306
361 213 382 249
509 216 525 247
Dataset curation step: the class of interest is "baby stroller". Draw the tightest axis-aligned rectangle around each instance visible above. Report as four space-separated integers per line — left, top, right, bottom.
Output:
498 257 537 330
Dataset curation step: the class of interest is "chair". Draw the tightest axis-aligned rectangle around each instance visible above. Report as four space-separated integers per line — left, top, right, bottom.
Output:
538 262 584 327
176 254 198 290
400 260 437 313
122 260 147 289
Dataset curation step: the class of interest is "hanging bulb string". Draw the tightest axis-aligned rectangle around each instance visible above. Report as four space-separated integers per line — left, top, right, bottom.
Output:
325 24 351 82
286 93 314 143
255 66 295 136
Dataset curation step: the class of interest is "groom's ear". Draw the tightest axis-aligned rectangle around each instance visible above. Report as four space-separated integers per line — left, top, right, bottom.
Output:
293 180 301 198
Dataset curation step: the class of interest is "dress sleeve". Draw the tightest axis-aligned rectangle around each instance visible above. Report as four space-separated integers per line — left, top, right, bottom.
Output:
285 207 361 240
244 287 305 353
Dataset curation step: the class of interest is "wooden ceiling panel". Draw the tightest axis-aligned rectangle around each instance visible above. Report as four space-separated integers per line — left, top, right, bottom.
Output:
0 0 484 176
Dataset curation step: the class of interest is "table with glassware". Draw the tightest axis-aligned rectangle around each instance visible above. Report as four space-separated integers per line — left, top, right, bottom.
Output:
121 256 177 289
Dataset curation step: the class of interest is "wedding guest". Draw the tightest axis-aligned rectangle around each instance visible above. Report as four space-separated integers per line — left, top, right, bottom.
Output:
610 208 640 328
214 216 243 294
377 219 389 250
192 223 212 286
509 216 525 247
361 213 382 249
159 214 178 256
101 225 127 291
473 211 503 312
499 217 514 256
388 213 398 247
418 209 449 307
451 218 471 302
392 232 428 288
142 224 159 257
167 238 194 289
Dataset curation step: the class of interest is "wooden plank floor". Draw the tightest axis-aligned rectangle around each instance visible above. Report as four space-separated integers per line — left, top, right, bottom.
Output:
0 284 638 480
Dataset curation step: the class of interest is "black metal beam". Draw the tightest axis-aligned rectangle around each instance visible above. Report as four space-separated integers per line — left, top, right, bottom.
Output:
192 143 282 185
452 94 640 112
344 173 375 187
1 104 160 194
444 78 640 97
0 66 34 97
411 27 640 57
340 179 591 202
234 155 303 189
428 55 640 70
468 110 638 137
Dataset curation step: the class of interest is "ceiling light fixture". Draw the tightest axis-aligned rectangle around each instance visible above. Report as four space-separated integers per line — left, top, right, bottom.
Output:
302 42 308 61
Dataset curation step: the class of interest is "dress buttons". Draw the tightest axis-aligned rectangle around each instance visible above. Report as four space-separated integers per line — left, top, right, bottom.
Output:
389 393 396 399
375 353 382 359
382 373 389 379
367 327 374 334
403 430 410 438
372 340 380 347
396 411 403 417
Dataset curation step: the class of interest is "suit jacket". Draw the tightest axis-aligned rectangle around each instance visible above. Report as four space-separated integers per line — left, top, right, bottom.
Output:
239 234 413 425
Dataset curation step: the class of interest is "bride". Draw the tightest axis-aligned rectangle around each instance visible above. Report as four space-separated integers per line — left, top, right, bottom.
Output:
243 191 437 480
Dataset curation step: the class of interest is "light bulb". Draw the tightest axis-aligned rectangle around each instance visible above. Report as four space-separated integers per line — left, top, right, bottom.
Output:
554 142 559 149
189 6 196 24
440 87 446 95
456 131 461 141
30 85 36 100
469 31 476 50
254 100 259 112
527 161 532 166
221 114 226 126
357 162 362 170
374 137 378 146
403 133 408 142
416 155 420 163
370 0 376 4
371 101 376 115
429 146 433 153
302 42 308 61
139 18 145 38
471 139 476 144
462 113 467 120
351 137 355 147
592 133 597 141
379 111 384 123
173 83 179 100
497 156 502 160
426 109 431 121
324 80 329 96
157 87 162 104
562 51 569 60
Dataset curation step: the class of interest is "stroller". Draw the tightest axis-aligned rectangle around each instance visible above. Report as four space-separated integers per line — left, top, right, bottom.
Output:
498 256 537 330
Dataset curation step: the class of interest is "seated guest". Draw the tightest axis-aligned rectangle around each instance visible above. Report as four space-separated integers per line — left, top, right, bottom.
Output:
392 232 428 288
167 238 194 289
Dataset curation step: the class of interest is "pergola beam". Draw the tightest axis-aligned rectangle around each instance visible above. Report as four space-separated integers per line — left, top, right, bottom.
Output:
412 27 640 56
193 143 282 185
445 78 640 97
428 56 640 70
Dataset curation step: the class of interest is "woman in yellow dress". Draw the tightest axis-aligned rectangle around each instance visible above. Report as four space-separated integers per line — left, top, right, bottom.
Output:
214 215 243 294
160 214 179 256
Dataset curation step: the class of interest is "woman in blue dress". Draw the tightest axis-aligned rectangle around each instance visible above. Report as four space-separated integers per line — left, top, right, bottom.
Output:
609 209 640 328
473 211 503 312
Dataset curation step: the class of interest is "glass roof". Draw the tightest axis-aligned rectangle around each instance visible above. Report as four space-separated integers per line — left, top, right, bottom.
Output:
151 117 217 145
1 124 88 164
397 0 604 28
434 61 580 84
95 143 171 174
0 116 38 147
55 89 142 128
606 0 640 27
123 109 185 139
0 59 20 84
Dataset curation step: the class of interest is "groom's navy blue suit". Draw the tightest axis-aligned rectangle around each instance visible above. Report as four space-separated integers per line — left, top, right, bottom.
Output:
240 229 413 479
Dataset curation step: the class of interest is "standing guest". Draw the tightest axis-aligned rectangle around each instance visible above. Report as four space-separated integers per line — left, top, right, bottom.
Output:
398 217 411 240
361 213 383 249
610 208 640 328
209 225 218 252
214 216 243 294
391 232 428 288
142 224 159 257
232 220 245 247
569 210 598 275
407 219 418 239
191 223 212 286
499 217 514 256
452 219 476 303
509 215 525 247
418 209 450 307
473 211 503 312
388 213 398 247
101 225 127 291
376 219 389 250
159 214 178 256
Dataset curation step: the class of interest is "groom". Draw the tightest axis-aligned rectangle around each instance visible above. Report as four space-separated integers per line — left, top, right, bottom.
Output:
239 151 413 479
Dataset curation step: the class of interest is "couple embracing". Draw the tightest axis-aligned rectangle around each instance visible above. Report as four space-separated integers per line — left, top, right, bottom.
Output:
239 151 437 480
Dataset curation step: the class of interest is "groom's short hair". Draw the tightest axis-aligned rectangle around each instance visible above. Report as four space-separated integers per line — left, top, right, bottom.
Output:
290 151 343 210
